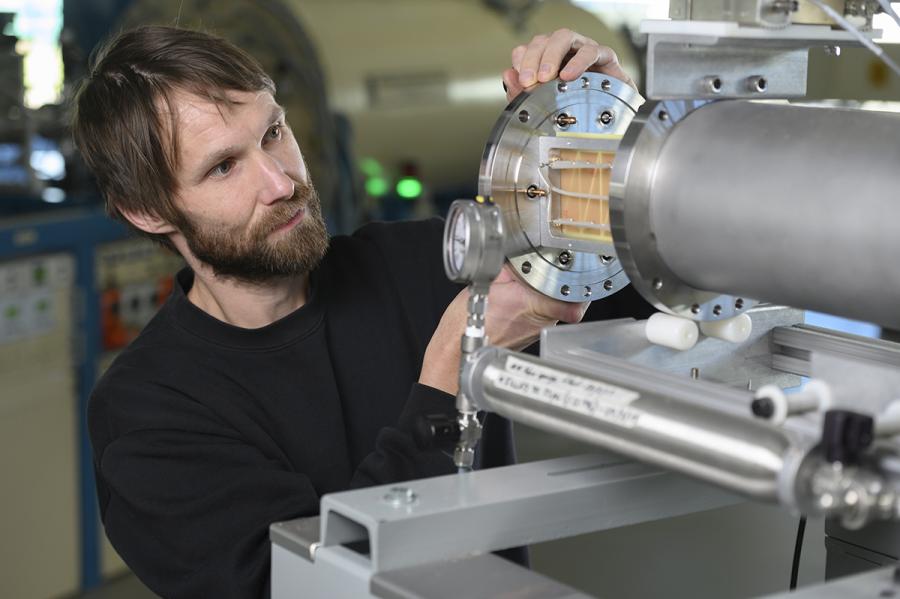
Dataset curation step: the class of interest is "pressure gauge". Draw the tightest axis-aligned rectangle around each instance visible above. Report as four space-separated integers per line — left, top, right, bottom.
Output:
443 197 505 288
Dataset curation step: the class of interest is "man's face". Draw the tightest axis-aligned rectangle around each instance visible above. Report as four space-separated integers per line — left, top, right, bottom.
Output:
168 89 328 283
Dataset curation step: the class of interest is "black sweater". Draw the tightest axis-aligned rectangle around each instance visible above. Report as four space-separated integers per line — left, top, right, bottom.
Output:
89 218 653 598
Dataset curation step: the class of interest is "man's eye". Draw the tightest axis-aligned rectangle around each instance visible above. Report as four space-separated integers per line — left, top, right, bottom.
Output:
265 123 283 142
210 159 234 178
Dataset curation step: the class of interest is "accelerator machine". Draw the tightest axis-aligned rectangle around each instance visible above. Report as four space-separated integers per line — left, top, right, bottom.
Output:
271 2 900 597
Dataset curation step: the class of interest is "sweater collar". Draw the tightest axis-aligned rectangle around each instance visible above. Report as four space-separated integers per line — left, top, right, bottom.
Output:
168 267 325 350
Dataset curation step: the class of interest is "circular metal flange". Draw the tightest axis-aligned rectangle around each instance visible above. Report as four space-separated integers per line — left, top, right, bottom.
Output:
609 100 758 321
479 73 643 302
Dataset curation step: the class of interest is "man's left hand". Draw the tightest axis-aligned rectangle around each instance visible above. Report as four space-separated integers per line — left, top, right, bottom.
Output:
502 28 636 102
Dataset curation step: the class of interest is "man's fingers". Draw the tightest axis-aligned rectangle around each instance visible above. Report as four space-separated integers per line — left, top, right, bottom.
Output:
510 44 526 72
536 28 578 83
502 68 524 102
517 33 551 88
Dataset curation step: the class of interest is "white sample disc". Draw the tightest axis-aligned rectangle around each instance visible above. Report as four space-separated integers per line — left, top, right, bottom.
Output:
699 313 753 343
645 312 699 351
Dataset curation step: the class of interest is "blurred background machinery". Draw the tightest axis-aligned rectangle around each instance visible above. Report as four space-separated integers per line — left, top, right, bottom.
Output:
0 0 897 597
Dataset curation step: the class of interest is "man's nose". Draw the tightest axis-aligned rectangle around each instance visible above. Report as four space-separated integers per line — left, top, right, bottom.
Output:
255 152 294 205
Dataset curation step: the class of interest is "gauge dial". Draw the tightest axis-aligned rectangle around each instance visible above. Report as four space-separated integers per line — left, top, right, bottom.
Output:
448 210 470 278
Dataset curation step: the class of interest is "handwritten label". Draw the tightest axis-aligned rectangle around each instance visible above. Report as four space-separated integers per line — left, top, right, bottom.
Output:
497 356 643 428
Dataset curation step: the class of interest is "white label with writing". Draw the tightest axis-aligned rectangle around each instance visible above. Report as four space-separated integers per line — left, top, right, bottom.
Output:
497 356 643 428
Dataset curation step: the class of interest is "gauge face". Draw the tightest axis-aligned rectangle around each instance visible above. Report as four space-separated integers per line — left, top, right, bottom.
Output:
448 208 470 278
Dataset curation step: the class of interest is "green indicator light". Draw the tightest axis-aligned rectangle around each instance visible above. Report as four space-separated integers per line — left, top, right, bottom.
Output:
359 157 383 177
365 176 389 197
396 177 423 200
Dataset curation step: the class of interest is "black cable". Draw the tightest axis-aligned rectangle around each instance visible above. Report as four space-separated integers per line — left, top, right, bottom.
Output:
790 516 807 591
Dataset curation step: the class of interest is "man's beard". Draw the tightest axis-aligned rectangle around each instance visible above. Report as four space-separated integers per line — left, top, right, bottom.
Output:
177 180 329 284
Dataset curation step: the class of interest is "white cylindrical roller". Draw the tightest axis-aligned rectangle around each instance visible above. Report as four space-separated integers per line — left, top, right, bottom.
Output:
753 380 832 425
699 313 753 343
645 312 699 351
876 400 900 437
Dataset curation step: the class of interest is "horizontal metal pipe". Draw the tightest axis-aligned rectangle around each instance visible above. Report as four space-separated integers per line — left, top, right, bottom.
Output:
647 101 900 329
463 347 801 502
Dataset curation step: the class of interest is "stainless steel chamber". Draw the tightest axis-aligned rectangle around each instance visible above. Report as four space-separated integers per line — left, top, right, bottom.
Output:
611 99 900 328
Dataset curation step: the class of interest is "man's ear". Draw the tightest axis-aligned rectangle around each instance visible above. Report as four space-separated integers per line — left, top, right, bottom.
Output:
119 208 177 235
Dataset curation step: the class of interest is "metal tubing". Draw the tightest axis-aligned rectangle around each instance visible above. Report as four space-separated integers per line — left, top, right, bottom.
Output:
647 101 900 329
463 347 804 502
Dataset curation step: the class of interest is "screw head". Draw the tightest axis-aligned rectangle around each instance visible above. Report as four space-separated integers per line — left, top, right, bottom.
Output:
558 250 573 266
383 486 418 507
521 261 532 274
601 79 611 91
518 110 530 123
599 110 614 125
603 280 613 291
560 285 571 296
691 304 700 315
557 81 568 92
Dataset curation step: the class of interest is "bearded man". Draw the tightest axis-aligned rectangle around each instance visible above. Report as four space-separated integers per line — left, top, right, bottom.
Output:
73 25 641 598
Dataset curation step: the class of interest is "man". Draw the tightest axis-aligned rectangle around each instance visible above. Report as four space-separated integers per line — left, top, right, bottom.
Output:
73 26 642 598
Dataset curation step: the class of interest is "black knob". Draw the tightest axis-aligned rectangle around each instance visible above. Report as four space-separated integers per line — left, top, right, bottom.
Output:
413 413 460 451
821 410 874 465
751 397 775 419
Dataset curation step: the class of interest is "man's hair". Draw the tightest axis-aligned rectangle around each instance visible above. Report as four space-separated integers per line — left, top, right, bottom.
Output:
71 26 275 249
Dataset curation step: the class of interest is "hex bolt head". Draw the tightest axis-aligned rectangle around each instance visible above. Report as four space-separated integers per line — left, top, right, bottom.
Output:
383 486 418 507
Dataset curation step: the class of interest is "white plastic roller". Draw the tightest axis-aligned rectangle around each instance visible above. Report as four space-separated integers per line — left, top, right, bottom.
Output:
699 313 753 343
645 312 699 351
753 380 833 425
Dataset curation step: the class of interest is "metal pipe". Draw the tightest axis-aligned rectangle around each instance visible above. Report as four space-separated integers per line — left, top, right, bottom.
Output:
645 101 900 329
462 346 806 502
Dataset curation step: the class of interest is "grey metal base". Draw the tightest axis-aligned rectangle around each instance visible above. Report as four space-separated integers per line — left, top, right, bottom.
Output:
271 454 740 598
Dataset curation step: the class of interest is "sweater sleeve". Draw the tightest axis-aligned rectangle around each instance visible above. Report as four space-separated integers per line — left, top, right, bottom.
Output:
92 380 457 599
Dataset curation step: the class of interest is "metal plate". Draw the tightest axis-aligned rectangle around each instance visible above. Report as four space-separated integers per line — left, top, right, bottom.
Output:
479 73 643 302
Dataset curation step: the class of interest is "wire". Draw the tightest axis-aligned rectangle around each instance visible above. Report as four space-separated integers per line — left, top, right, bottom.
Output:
876 0 900 29
789 516 807 591
808 0 900 79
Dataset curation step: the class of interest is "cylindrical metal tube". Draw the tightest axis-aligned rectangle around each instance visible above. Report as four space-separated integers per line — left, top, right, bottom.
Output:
647 101 900 329
464 347 800 502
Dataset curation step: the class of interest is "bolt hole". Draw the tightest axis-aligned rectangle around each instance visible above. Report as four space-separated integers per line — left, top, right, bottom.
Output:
557 81 568 92
735 298 745 310
521 261 532 274
518 110 530 123
712 77 722 91
603 280 613 291
561 285 571 296
691 304 700 315
584 286 592 297
601 79 611 91
599 255 614 264
658 110 669 121
581 76 590 88
713 304 722 316
756 77 767 92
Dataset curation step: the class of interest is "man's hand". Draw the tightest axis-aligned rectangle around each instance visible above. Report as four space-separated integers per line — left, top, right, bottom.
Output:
502 28 636 103
420 265 588 395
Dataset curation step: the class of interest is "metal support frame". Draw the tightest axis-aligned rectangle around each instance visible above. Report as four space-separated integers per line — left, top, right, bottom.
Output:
641 20 872 99
272 454 740 598
0 209 128 590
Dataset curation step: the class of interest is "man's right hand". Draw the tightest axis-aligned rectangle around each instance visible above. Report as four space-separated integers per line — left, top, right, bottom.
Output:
419 265 587 395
